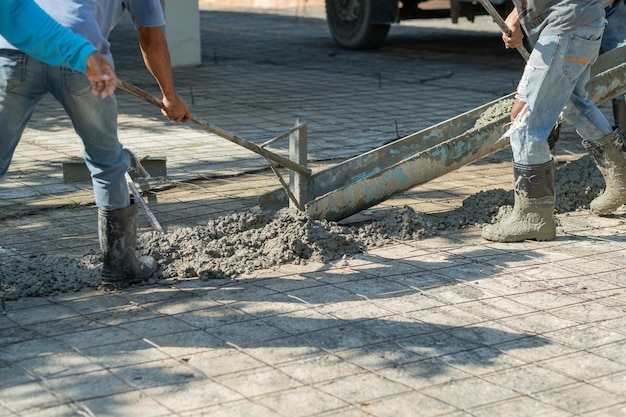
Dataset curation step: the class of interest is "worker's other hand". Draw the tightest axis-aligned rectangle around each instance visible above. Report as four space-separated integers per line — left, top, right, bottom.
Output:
511 97 526 122
86 52 118 98
503 17 524 49
161 94 192 122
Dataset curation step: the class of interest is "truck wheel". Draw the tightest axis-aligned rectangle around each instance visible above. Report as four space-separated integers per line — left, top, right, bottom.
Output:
326 0 391 49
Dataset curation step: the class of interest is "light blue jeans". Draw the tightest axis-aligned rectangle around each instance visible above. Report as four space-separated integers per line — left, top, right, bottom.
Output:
511 18 614 165
0 50 130 210
602 0 626 102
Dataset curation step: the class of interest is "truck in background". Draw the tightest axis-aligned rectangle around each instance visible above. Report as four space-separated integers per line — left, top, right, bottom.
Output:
326 0 512 49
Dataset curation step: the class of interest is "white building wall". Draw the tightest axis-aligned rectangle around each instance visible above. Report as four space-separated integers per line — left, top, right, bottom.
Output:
160 0 202 67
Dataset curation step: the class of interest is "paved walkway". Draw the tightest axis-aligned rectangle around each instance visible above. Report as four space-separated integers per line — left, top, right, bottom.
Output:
1 6 626 417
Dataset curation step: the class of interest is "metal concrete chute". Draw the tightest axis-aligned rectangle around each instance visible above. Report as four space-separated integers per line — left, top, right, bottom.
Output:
259 44 626 221
303 98 513 221
259 92 513 211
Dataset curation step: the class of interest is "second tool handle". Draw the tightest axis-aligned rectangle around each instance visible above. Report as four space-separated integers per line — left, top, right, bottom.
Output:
477 0 530 61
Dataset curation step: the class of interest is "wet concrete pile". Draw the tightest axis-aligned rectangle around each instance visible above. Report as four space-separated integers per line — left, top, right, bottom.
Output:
0 155 608 300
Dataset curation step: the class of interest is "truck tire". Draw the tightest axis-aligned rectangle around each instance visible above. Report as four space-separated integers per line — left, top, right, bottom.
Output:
326 0 391 49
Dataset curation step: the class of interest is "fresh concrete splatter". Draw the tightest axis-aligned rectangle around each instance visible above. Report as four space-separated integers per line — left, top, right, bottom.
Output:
0 155 610 300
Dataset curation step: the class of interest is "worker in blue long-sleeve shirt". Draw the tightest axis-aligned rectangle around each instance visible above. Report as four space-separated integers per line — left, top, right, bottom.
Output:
0 0 117 97
0 0 191 288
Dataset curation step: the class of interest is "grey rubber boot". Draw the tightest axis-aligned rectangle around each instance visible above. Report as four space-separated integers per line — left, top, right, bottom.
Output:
482 159 556 242
98 200 157 287
583 127 626 216
613 99 626 130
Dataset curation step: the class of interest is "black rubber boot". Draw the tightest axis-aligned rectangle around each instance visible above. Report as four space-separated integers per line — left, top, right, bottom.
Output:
613 99 626 131
583 128 626 216
98 200 157 288
482 159 556 242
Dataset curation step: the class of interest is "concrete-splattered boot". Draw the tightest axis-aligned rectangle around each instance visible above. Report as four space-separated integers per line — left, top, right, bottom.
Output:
583 128 626 215
482 160 556 242
98 200 156 288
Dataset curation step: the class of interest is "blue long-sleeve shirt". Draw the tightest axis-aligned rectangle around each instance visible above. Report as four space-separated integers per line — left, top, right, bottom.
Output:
0 0 97 73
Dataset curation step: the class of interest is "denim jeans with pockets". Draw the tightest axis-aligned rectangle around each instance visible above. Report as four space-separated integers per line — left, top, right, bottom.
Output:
0 51 130 210
511 18 614 165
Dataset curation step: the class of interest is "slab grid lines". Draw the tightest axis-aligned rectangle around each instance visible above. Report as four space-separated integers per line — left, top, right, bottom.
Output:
2 236 626 416
2 6 626 417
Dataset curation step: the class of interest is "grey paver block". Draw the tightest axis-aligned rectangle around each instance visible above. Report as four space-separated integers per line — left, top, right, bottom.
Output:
314 407 375 417
177 400 282 417
394 330 481 358
207 319 293 347
540 352 626 382
545 324 625 350
182 348 267 378
277 353 364 385
457 297 538 320
43 369 134 402
168 305 254 330
80 339 171 368
84 307 163 327
56 293 137 315
589 340 626 365
256 386 349 417
437 346 527 376
238 337 325 366
363 390 457 417
18 404 78 417
470 395 572 417
21 315 99 338
119 316 198 338
16 351 105 379
297 322 386 352
590 371 626 396
80 390 172 417
110 360 200 390
4 303 79 326
497 311 580 336
313 372 409 405
54 326 139 350
481 364 578 395
387 358 476 390
146 329 226 357
333 341 425 372
141 380 244 412
534 382 626 415
0 382 61 414
0 359 32 387
495 337 579 364
1 337 70 362
0 326 42 347
215 367 303 398
585 403 626 417
407 304 487 329
421 377 518 410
